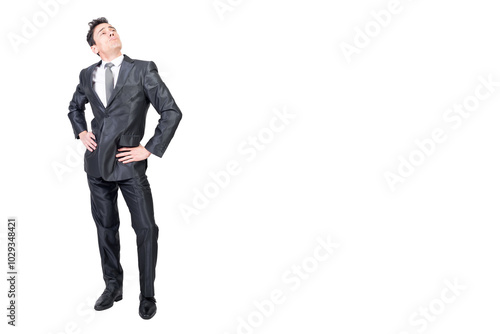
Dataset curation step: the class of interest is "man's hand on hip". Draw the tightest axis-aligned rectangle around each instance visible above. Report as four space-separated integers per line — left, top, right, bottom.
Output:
79 130 97 152
116 145 151 163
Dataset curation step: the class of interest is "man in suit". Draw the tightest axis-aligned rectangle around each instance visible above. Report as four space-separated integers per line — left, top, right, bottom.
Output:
67 17 182 319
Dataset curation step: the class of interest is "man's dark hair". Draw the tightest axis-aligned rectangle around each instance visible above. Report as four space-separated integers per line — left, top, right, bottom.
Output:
87 17 108 47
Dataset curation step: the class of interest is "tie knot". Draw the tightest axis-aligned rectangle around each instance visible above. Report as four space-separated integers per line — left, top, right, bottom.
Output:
105 63 114 69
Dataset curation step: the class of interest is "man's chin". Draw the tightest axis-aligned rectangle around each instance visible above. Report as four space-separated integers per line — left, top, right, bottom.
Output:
109 41 122 49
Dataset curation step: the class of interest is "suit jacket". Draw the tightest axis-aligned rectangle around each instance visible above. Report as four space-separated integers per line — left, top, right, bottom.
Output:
68 54 182 181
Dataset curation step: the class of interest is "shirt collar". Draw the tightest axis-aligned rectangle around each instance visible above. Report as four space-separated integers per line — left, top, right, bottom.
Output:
101 54 124 68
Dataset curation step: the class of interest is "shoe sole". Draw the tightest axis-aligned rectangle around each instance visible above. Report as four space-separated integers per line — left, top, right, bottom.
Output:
94 295 123 311
139 309 156 320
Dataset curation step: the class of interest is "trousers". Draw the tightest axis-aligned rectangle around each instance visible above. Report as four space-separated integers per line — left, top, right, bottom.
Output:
87 173 158 298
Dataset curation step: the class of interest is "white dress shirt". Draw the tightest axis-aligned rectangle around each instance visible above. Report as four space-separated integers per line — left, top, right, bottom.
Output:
92 54 124 107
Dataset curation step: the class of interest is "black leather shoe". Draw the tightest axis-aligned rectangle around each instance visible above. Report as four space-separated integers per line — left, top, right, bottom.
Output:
94 289 123 311
139 294 156 319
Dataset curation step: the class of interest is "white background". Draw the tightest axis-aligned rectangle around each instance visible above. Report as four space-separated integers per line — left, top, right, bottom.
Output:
1 0 500 333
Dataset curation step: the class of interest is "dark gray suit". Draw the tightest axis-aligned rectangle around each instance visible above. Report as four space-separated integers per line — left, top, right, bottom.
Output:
68 54 182 181
67 54 182 298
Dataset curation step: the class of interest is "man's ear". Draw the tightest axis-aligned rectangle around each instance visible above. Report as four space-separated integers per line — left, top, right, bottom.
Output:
90 45 99 55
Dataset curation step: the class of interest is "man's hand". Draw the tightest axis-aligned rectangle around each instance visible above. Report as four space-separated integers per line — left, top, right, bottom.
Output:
116 145 151 164
79 130 97 152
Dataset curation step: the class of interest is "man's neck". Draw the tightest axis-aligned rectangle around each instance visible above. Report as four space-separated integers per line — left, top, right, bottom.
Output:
100 52 123 63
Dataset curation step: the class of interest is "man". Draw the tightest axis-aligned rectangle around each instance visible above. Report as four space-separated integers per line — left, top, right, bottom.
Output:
67 17 182 320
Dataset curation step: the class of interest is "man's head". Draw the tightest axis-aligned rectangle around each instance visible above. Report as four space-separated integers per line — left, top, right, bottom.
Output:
86 17 122 59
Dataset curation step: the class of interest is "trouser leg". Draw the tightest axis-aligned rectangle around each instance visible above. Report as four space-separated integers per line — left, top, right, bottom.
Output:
118 174 158 298
87 174 123 291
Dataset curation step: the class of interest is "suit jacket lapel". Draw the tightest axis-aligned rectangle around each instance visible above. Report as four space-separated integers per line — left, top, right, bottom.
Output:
86 60 105 110
106 55 134 107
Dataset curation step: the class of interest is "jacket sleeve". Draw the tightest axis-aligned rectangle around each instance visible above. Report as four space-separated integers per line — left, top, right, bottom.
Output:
143 61 182 157
68 69 89 139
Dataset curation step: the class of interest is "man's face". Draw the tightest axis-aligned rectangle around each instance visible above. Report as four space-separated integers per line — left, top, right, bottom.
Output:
91 23 122 57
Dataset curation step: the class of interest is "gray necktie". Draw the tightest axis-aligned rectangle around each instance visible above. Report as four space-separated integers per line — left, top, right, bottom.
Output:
105 63 115 104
